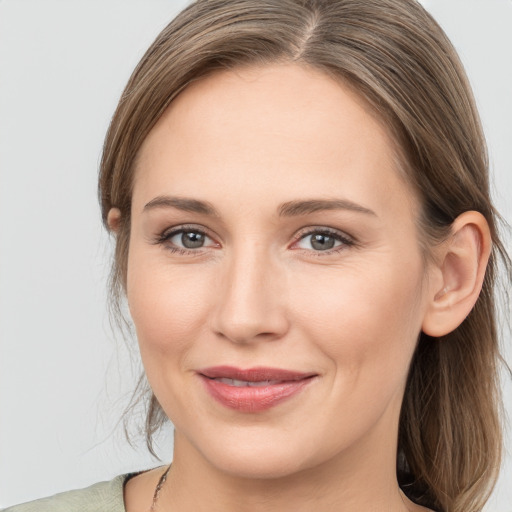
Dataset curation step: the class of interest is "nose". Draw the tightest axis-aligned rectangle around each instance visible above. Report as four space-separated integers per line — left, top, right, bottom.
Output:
211 245 289 344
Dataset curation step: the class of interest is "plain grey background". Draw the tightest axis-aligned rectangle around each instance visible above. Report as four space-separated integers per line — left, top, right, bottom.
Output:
0 0 511 509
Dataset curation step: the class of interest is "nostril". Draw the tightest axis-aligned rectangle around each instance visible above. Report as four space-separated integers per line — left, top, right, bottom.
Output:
212 322 288 345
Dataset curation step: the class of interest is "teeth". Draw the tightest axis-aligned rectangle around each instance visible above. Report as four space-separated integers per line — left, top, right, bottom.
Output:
216 378 281 387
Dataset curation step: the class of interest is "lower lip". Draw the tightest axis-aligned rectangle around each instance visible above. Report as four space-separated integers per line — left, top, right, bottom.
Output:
200 376 314 412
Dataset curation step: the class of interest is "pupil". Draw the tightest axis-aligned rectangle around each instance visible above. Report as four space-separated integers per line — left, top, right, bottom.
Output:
311 234 334 250
181 231 205 249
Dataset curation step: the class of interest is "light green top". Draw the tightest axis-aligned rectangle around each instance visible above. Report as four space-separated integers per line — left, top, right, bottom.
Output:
1 473 133 512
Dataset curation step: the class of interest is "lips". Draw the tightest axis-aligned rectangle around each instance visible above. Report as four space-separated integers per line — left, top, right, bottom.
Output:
198 366 317 412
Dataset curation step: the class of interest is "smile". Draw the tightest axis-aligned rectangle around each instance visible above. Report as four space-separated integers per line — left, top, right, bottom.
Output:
214 378 283 387
197 366 317 412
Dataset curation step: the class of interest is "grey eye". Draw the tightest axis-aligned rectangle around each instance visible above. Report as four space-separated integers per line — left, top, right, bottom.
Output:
181 231 205 248
296 232 343 251
310 233 336 250
169 230 209 249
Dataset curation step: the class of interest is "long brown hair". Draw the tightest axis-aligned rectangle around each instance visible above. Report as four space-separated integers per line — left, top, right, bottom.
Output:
98 1 510 510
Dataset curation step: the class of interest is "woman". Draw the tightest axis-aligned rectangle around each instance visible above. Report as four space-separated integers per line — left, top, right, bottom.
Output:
3 0 509 511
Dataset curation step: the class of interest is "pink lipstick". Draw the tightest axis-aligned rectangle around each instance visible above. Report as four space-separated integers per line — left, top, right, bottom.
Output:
198 366 316 412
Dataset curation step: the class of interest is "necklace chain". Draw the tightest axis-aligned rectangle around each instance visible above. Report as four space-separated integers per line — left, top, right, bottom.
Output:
149 464 414 512
150 464 172 511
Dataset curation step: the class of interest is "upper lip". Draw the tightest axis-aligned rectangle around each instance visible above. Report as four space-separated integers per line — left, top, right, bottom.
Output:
198 366 317 382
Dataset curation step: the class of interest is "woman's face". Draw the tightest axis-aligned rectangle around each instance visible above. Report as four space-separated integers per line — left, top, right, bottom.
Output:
126 63 434 478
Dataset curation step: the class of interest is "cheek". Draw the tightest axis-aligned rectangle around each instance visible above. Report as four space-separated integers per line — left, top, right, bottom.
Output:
126 249 214 358
289 257 425 380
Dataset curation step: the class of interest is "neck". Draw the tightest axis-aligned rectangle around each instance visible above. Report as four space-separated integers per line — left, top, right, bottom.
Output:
160 424 412 512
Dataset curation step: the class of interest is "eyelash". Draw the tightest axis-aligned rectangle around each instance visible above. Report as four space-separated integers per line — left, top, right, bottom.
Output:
154 225 356 256
292 227 355 256
154 224 214 256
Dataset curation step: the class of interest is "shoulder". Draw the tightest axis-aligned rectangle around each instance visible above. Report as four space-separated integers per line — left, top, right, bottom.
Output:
1 473 132 512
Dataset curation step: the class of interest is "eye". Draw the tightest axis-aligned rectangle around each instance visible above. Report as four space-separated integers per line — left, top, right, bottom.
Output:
293 228 354 252
170 230 208 249
156 226 219 253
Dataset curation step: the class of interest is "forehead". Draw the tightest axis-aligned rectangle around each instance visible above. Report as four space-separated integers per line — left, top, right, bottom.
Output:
133 63 417 218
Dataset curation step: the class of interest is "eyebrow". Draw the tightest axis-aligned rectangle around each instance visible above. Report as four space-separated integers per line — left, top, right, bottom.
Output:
143 196 219 216
278 199 376 217
143 195 376 217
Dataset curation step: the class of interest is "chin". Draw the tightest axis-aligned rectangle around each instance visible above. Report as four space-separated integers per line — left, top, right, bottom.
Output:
208 447 312 480
182 424 333 481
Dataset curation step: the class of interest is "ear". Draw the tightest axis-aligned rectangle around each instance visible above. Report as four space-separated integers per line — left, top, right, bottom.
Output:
107 207 122 233
422 211 492 337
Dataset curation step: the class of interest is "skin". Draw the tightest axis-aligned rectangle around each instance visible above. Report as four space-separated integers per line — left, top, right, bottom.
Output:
114 63 491 512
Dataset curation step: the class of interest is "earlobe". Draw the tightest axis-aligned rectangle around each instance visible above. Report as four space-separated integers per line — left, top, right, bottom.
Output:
422 211 492 337
107 207 122 233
